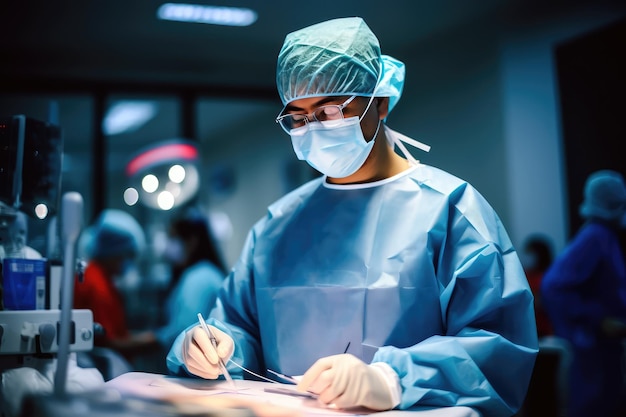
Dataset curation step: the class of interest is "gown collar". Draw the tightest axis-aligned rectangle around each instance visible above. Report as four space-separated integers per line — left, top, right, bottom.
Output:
322 162 421 190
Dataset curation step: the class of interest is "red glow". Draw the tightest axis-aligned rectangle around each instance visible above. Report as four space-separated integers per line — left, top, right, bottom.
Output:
126 143 198 177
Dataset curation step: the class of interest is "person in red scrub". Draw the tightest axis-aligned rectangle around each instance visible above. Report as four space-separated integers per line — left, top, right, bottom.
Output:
74 209 145 359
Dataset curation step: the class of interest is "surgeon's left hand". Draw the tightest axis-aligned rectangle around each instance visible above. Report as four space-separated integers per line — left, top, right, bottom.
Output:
297 354 396 411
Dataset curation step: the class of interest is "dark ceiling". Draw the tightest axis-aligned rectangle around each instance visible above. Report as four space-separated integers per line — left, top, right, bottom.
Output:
1 0 607 95
1 0 624 229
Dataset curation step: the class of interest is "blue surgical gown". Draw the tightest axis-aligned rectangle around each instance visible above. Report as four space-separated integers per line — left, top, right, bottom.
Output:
168 164 538 416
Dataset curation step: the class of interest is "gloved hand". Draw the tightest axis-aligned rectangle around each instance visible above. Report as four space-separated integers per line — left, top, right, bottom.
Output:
181 324 234 379
297 354 396 411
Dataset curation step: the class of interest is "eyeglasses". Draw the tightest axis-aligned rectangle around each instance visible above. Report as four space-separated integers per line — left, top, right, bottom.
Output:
275 95 357 133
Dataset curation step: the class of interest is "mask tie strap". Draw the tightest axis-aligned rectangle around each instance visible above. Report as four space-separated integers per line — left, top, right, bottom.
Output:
358 58 386 123
384 125 431 165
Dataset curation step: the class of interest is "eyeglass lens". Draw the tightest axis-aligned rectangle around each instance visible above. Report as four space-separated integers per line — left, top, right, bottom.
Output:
280 105 343 130
277 96 357 132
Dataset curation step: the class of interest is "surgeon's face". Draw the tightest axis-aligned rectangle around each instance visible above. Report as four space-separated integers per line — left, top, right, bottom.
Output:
287 95 392 185
285 95 387 142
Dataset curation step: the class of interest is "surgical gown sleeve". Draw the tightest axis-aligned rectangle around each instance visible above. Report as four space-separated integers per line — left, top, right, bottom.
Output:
372 183 538 416
166 225 265 378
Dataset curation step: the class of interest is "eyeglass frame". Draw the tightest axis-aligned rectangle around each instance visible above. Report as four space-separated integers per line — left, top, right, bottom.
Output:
275 95 358 134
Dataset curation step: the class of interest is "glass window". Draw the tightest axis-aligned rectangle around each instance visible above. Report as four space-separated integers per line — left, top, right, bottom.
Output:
0 94 93 258
102 94 182 328
195 97 315 265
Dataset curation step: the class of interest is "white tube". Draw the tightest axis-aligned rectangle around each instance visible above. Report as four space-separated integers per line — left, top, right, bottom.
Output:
53 192 83 397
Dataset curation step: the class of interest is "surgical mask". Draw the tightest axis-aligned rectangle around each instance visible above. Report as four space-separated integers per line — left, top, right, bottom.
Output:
289 93 381 178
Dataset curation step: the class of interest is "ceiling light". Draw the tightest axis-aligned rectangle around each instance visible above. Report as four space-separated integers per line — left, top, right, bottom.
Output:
103 101 157 136
157 3 257 26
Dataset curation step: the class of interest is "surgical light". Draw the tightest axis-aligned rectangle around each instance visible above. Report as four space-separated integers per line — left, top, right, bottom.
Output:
157 3 257 26
126 140 200 211
123 188 139 206
168 164 186 183
165 181 181 197
157 191 175 210
126 142 197 177
142 174 159 193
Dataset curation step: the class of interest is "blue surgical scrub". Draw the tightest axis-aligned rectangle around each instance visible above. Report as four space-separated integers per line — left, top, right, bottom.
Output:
541 221 626 417
155 260 224 349
168 163 538 416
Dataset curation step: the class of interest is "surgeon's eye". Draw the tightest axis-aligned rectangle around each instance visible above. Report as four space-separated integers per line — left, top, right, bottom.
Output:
289 114 307 128
314 105 342 121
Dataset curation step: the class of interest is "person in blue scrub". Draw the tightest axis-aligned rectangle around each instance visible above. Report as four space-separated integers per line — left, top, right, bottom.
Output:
127 207 228 364
167 17 538 416
156 207 228 349
541 170 626 417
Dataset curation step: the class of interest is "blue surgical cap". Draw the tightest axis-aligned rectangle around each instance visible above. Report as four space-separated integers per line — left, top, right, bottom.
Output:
276 17 405 114
579 170 626 222
86 209 145 260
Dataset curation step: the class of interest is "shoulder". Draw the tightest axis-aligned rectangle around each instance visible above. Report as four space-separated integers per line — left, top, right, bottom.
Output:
413 164 509 243
175 261 224 293
83 262 109 285
409 164 468 193
183 261 224 281
78 263 117 299
409 164 488 210
267 176 324 215
247 176 324 234
572 222 619 248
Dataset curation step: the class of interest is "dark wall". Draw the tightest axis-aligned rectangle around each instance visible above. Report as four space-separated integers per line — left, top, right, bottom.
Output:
555 17 626 237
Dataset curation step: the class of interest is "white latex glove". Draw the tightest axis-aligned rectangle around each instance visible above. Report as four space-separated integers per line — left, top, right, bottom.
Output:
297 354 396 411
181 324 234 379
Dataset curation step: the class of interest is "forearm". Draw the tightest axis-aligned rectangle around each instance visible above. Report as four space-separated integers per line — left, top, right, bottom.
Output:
374 331 536 416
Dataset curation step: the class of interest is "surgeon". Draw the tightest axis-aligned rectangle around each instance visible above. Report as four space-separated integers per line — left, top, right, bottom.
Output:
167 17 538 416
541 170 626 417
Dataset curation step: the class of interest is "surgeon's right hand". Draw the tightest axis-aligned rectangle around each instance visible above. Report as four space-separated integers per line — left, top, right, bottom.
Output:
181 324 234 379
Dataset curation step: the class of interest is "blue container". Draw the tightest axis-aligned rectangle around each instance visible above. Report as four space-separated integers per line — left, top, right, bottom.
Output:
2 258 48 310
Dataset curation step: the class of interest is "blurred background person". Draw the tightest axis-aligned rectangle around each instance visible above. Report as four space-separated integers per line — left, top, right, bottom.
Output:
518 233 568 417
541 169 626 417
73 209 146 378
156 207 228 346
130 206 229 373
521 233 555 338
0 210 43 261
0 210 44 310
